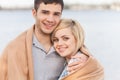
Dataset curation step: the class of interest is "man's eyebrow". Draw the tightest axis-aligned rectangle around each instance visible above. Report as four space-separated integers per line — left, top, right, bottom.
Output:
55 12 61 14
41 10 49 12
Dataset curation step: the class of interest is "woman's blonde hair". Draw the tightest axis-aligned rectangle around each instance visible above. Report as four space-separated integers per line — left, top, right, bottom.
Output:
51 19 85 53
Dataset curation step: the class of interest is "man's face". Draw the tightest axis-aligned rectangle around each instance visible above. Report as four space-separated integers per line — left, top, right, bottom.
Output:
32 2 62 35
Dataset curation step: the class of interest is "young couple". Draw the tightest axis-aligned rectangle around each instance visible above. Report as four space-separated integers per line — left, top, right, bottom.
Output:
0 0 104 80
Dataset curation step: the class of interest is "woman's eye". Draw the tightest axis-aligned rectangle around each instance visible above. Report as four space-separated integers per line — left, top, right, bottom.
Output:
52 38 58 42
63 37 69 41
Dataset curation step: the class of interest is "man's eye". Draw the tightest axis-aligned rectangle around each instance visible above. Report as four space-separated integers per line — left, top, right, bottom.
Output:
42 11 48 14
54 13 61 16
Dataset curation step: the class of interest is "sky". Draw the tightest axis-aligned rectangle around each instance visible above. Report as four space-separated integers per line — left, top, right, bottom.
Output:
64 0 119 4
0 0 120 8
0 0 33 8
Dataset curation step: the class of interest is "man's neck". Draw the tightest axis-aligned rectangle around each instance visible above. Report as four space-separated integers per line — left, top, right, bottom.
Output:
34 26 52 53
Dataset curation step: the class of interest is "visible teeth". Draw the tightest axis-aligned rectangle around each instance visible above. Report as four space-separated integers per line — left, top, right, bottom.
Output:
46 24 53 26
58 48 66 52
46 24 53 27
46 24 51 26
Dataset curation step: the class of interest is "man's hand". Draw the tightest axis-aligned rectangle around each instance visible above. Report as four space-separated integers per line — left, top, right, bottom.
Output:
67 53 88 74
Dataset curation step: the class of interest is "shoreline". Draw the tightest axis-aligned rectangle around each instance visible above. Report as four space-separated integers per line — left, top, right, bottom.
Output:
0 3 120 11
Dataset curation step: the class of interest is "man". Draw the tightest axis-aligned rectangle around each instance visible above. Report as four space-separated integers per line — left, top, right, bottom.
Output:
0 0 87 80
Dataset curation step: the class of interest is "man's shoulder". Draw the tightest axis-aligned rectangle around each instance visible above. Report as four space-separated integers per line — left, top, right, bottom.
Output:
0 26 34 58
3 31 27 51
9 26 34 47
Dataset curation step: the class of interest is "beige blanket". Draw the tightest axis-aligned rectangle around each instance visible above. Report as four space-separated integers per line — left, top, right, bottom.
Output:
0 26 34 80
62 56 104 80
0 26 104 80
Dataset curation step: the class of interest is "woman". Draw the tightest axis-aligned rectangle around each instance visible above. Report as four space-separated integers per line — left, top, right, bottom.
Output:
51 19 104 80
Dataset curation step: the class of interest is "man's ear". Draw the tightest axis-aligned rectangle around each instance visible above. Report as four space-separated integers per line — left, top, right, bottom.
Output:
32 8 37 18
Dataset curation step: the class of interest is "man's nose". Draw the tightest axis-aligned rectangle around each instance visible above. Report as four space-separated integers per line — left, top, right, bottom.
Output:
47 15 54 23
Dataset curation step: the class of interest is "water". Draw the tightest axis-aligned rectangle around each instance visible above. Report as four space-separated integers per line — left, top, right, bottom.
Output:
0 10 120 80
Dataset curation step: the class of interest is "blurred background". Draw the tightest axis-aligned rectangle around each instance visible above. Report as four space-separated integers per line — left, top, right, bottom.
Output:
0 0 120 80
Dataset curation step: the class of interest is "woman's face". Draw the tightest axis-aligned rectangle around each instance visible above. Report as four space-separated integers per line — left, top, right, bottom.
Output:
53 27 77 59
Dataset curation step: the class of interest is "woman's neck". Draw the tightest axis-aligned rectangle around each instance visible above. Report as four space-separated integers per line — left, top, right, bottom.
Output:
66 51 78 63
